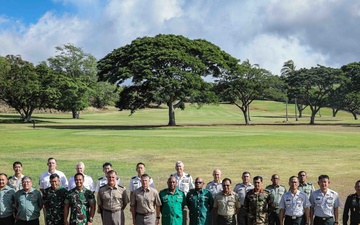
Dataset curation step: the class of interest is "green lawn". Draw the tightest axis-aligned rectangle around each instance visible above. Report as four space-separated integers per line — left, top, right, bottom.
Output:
0 100 359 224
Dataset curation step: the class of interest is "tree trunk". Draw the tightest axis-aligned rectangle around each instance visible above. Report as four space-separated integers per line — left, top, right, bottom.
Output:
168 103 176 126
241 106 250 125
350 111 358 120
72 109 80 119
298 104 303 118
332 108 339 117
310 108 319 125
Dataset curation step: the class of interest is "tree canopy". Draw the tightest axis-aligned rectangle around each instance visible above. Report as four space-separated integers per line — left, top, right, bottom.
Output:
0 55 59 122
286 65 345 124
97 34 238 126
47 44 98 118
215 60 274 125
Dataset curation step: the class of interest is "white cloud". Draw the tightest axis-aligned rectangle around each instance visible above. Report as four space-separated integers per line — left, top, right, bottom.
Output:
0 0 358 74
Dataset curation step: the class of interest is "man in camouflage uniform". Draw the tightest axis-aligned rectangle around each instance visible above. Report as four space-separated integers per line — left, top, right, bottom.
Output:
243 176 271 225
43 173 67 225
266 174 287 225
64 173 96 225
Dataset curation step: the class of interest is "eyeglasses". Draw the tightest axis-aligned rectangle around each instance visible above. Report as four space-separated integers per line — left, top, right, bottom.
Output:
195 182 203 184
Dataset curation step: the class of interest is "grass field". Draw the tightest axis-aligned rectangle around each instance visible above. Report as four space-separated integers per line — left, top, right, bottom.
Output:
0 100 359 225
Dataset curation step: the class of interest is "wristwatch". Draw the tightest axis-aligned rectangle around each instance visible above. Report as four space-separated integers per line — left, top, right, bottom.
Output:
88 217 93 223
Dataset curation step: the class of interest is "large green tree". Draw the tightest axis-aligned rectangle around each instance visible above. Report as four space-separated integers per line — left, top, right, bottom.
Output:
214 60 273 125
286 65 345 124
0 55 59 122
97 34 238 126
47 44 97 118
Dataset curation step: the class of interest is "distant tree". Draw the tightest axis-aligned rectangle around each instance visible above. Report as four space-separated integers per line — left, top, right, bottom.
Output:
0 55 59 122
339 62 360 119
281 60 308 118
214 60 273 125
89 82 119 108
97 34 238 126
47 44 97 118
286 65 345 124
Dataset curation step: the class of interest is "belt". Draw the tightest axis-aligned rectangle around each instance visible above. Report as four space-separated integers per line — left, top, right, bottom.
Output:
103 208 121 213
136 212 154 216
285 215 302 220
315 216 333 221
218 214 235 218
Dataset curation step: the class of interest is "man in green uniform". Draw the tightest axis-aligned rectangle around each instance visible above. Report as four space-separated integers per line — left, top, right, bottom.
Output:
0 173 16 225
43 173 67 225
186 177 213 225
298 171 315 225
160 175 186 225
15 176 43 225
266 174 287 225
64 173 96 225
244 176 271 225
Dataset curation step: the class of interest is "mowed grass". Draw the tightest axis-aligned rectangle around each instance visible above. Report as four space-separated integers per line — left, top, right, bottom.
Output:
0 100 359 225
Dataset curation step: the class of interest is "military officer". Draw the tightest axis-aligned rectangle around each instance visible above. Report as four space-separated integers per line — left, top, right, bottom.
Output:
244 176 271 225
279 176 310 225
343 180 360 225
298 171 315 199
213 178 240 225
15 176 43 225
310 175 340 225
233 171 254 225
129 162 155 198
97 170 129 225
0 173 16 225
186 177 213 225
68 162 95 192
173 161 194 225
7 161 25 191
159 175 186 225
206 169 223 225
42 173 67 225
39 158 68 193
266 174 287 225
130 174 161 225
64 173 96 225
96 162 121 193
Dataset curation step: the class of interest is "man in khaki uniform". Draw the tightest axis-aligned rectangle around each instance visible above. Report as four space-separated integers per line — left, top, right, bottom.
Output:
131 174 162 225
97 170 129 225
213 178 240 225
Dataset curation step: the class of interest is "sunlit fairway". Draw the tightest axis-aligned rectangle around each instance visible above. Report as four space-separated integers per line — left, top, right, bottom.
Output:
1 100 359 225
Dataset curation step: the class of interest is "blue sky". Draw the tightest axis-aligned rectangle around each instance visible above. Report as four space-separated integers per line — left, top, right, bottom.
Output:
0 0 359 75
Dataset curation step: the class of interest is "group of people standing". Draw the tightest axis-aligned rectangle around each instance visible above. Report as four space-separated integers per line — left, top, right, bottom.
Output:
0 159 359 225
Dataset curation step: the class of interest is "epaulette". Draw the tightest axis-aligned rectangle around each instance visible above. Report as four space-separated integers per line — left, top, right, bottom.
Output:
206 181 213 184
186 174 191 177
306 182 313 185
8 175 14 179
117 184 125 189
98 177 103 180
99 185 107 190
131 176 137 179
263 189 270 194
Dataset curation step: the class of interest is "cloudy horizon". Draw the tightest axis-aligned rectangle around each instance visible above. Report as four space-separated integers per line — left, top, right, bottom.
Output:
0 0 359 75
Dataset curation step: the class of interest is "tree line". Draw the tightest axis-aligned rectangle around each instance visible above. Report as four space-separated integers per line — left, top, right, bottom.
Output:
1 34 359 125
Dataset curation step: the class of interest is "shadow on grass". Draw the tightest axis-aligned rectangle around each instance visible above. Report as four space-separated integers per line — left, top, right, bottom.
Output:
32 122 360 130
